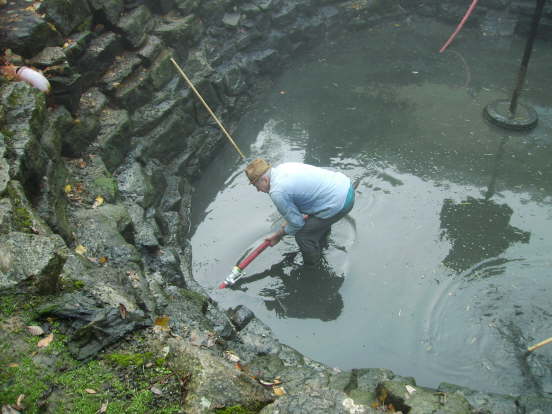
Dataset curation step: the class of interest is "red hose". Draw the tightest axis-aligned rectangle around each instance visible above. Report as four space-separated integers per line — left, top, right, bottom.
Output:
439 0 479 53
237 239 271 269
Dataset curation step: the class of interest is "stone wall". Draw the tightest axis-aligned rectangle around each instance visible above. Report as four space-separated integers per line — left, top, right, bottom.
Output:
1 0 552 412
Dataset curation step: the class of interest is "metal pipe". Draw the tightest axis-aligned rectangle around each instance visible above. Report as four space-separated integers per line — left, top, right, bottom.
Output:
509 0 545 116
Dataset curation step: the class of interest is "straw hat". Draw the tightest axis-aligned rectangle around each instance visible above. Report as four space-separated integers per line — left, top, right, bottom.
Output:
245 158 271 183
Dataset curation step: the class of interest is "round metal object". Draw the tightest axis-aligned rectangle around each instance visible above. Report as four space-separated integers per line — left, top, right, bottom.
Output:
484 99 538 131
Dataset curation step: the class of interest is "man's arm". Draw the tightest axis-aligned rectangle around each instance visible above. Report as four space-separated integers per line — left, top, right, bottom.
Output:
270 191 305 235
265 224 286 246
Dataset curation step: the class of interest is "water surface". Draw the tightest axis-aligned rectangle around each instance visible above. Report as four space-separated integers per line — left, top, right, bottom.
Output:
190 16 552 395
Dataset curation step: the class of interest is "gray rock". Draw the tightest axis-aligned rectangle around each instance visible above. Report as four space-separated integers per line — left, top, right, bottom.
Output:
37 291 150 360
0 82 48 183
238 317 282 356
378 380 472 414
117 5 154 48
126 202 160 249
71 203 141 266
39 0 92 36
94 107 131 171
99 52 143 95
136 35 164 63
164 335 274 413
113 65 154 111
132 107 196 163
29 46 67 67
0 133 9 195
153 14 204 51
115 159 155 208
63 87 108 156
0 6 63 58
228 304 255 330
6 180 52 235
78 32 125 82
223 12 241 27
88 0 124 26
0 231 67 293
0 198 12 234
260 390 366 414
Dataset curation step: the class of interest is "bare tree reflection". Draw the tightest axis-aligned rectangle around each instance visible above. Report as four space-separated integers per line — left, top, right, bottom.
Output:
439 137 530 273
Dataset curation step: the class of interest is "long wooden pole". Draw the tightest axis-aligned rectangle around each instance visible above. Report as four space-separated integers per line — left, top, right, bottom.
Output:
170 58 246 160
527 336 552 352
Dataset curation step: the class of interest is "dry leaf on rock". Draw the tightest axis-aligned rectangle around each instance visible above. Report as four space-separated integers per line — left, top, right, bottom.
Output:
26 325 45 336
37 333 53 348
92 196 104 209
75 245 87 255
224 351 240 363
273 386 286 396
118 303 128 320
154 316 170 330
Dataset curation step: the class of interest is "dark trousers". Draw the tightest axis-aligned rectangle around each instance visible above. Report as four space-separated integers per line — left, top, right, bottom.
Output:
295 201 354 266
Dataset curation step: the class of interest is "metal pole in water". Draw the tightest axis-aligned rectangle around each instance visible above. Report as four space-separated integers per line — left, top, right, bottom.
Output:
509 0 546 116
483 0 544 130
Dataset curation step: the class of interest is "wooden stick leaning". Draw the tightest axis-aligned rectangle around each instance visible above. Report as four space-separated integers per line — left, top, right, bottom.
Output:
527 336 552 352
170 58 246 160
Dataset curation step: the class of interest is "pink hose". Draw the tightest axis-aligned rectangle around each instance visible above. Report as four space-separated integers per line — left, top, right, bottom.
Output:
439 0 479 53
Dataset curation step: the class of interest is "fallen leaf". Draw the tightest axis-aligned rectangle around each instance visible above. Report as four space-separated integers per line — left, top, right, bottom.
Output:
8 363 19 368
118 303 127 320
154 316 170 330
85 388 97 394
26 325 45 336
92 196 104 209
64 184 73 193
150 386 162 395
75 245 87 255
224 351 240 363
37 333 54 348
14 394 25 410
97 401 108 413
273 386 286 396
98 256 108 264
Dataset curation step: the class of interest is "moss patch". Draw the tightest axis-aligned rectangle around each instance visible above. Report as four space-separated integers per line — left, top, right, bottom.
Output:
92 176 118 200
0 306 184 414
215 405 259 414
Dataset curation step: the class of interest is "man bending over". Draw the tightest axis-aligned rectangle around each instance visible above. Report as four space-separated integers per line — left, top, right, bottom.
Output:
245 158 355 267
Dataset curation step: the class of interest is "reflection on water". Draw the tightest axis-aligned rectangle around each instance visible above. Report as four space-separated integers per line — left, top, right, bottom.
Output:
231 254 344 321
440 196 530 272
190 16 552 395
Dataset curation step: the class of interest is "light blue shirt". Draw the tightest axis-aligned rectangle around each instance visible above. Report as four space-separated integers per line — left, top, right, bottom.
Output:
269 163 351 235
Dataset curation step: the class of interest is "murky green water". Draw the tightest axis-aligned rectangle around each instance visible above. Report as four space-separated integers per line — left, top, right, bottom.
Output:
190 16 552 394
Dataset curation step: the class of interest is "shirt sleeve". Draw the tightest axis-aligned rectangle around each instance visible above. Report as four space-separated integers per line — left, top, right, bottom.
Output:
270 191 305 235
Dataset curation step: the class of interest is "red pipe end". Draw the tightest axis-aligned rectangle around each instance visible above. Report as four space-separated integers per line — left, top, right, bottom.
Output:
218 282 228 289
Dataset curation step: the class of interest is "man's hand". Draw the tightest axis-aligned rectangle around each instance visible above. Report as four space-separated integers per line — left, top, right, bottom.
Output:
265 227 285 246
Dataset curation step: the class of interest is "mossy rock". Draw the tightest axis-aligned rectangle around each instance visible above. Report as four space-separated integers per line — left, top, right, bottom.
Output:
6 180 51 234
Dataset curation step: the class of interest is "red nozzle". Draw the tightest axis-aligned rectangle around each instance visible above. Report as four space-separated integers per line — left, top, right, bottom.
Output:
218 281 228 289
